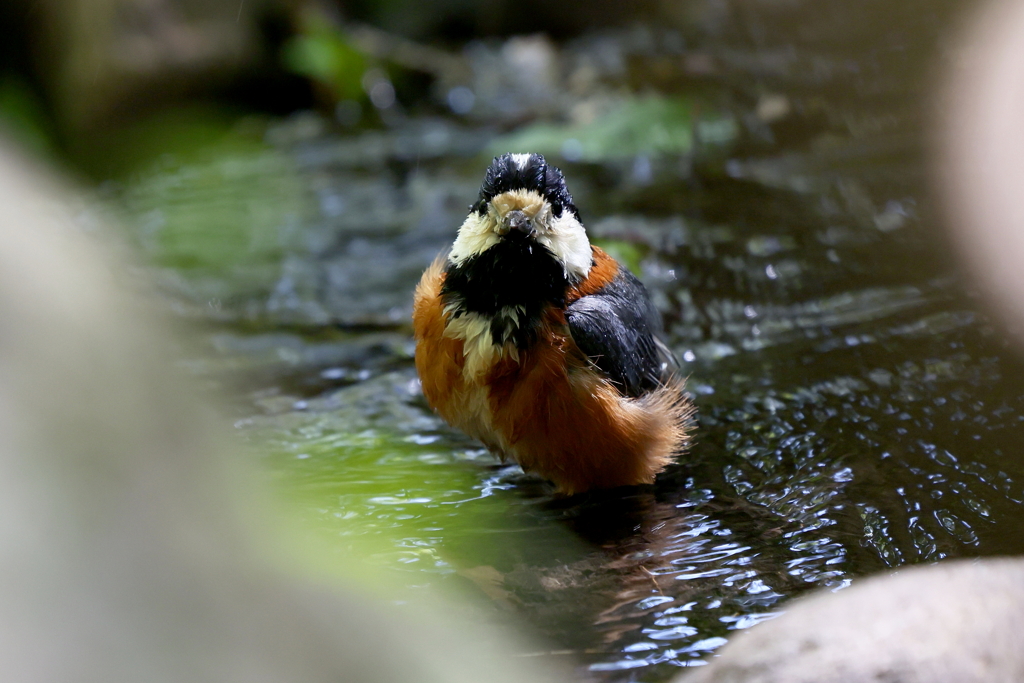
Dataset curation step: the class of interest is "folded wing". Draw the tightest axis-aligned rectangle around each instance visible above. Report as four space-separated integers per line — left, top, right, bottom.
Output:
566 269 677 398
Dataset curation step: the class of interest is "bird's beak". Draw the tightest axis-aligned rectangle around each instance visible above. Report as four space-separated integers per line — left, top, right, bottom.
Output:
501 209 534 237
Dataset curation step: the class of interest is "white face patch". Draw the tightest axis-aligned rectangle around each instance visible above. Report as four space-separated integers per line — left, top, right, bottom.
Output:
447 189 592 282
535 211 592 283
449 211 500 265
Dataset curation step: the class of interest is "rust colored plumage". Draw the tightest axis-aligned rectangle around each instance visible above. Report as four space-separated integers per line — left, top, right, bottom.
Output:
567 246 619 302
413 248 693 495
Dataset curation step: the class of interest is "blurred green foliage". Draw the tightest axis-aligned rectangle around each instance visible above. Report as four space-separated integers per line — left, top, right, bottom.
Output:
0 77 55 156
592 238 645 273
492 95 738 161
281 12 368 102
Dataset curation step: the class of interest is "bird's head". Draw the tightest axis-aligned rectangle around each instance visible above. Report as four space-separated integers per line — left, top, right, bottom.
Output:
448 153 592 283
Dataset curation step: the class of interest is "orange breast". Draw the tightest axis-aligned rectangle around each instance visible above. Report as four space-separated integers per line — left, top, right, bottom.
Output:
412 258 476 432
485 311 690 494
413 258 505 451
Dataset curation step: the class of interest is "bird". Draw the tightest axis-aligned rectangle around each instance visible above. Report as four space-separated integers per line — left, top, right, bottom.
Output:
412 152 693 495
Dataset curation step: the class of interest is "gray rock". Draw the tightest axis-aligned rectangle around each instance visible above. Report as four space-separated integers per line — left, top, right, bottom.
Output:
680 558 1024 683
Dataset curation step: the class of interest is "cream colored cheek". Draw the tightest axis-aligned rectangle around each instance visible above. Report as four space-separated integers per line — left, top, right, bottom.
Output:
449 213 503 263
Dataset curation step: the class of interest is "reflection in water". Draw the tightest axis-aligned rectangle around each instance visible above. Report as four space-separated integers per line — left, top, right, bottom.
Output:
491 313 1024 677
495 470 842 673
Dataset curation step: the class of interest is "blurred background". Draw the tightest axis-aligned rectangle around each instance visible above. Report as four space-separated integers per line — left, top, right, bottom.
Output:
3 0 1024 680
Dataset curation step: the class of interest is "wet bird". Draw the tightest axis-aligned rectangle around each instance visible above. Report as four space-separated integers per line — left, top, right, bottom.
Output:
413 153 693 494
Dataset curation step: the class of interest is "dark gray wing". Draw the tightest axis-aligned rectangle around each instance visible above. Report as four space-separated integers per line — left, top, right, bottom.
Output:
566 268 677 398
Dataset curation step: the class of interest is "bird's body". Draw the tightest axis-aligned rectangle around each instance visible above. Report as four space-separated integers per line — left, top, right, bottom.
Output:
413 153 693 494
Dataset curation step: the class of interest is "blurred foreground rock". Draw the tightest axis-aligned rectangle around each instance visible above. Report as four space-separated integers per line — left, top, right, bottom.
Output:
938 0 1024 345
679 558 1024 683
0 135 559 682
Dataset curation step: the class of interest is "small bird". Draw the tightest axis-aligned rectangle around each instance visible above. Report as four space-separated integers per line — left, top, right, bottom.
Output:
413 153 693 494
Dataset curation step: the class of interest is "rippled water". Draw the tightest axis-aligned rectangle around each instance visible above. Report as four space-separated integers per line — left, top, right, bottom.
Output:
167 150 1024 678
226 164 1024 679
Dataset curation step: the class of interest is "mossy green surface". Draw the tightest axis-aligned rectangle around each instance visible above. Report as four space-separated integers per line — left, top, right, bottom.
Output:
491 96 738 162
121 148 305 277
102 110 307 303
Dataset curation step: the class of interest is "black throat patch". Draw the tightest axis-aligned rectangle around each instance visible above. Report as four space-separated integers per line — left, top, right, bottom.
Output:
441 232 570 350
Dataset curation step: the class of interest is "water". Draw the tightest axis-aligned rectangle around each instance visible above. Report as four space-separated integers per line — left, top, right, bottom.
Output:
217 151 1024 679
232 301 1024 680
105 1 1024 679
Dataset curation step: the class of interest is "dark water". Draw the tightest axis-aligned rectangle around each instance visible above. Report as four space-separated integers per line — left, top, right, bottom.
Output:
110 0 1024 680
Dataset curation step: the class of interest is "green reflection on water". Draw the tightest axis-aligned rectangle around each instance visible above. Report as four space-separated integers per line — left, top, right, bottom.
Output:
257 424 589 593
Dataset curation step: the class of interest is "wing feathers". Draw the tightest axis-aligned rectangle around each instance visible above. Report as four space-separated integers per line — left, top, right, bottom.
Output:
566 267 675 397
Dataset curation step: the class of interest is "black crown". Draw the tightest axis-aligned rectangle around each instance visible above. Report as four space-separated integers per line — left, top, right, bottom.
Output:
471 153 579 221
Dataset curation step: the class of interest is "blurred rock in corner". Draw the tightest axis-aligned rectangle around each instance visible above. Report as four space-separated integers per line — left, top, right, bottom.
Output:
938 0 1024 345
678 559 1024 683
0 134 559 682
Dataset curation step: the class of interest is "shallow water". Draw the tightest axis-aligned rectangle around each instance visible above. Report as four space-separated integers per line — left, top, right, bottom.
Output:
106 1 1024 679
230 298 1024 680
220 163 1024 679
